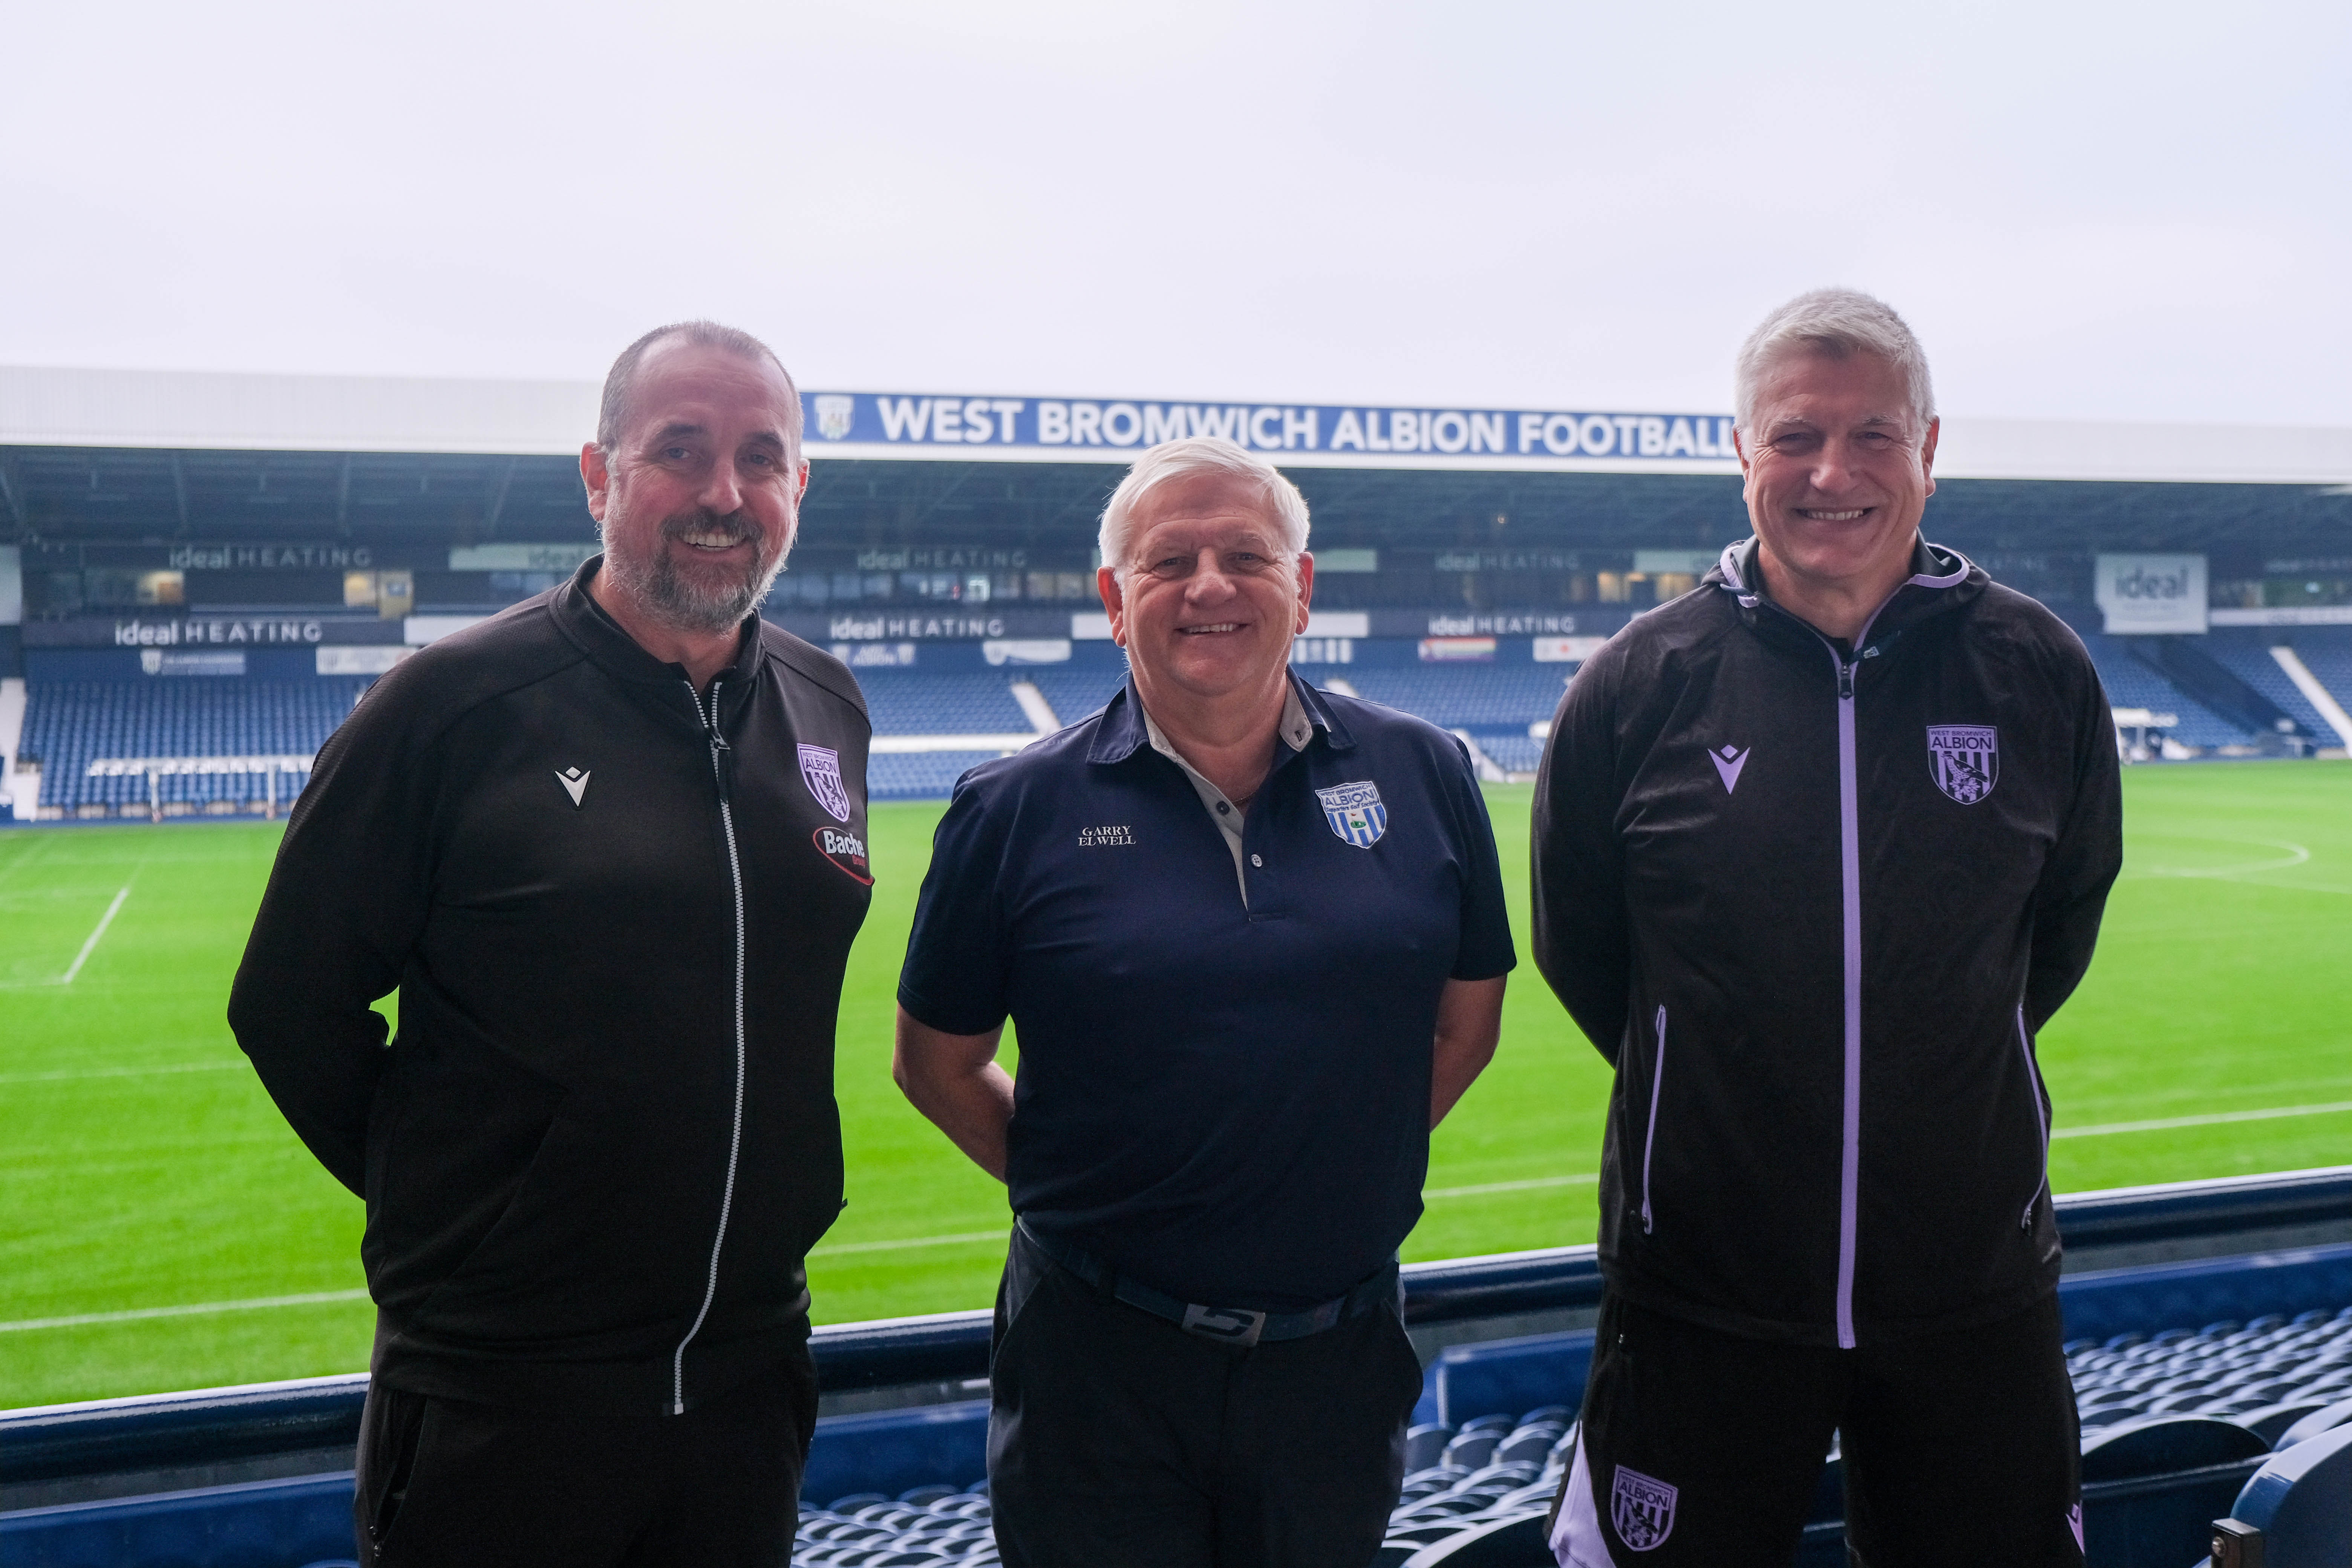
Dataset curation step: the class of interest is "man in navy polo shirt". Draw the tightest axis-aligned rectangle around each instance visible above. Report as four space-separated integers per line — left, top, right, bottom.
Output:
894 436 1515 1568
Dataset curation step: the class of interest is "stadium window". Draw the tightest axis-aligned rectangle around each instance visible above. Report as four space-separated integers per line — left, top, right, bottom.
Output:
345 571 380 608
1597 573 1630 603
1057 572 1089 600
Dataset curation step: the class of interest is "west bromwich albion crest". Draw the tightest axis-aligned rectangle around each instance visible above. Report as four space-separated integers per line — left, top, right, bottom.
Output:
1315 781 1387 847
814 394 856 442
1927 725 1999 805
1611 1465 1678 1551
799 743 854 822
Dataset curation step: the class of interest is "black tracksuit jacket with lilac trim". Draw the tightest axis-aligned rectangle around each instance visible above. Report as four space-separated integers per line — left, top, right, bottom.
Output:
1532 537 2122 1348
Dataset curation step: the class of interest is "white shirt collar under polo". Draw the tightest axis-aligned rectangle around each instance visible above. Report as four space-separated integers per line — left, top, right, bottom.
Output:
1140 683 1316 906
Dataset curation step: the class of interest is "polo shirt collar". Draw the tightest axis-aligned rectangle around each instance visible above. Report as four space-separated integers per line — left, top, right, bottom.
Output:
1087 670 1354 765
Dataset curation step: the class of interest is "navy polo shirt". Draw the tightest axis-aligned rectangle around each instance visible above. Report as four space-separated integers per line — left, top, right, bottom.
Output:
897 674 1516 1311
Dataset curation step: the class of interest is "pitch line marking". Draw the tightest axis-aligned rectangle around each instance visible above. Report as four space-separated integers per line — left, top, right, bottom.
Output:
0 1289 370 1335
2056 1099 2352 1139
1426 1174 1600 1199
810 1229 1007 1257
0 1060 245 1085
57 886 129 984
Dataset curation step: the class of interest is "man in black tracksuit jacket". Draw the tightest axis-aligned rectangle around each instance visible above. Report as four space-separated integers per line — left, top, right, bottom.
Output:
231 324 872 1566
1534 291 2122 1566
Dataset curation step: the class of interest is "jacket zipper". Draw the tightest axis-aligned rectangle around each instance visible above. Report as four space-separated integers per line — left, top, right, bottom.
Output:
1640 1005 1666 1234
1728 547 1971 1352
2016 1004 2051 1229
1828 642 1864 1349
671 677 748 1415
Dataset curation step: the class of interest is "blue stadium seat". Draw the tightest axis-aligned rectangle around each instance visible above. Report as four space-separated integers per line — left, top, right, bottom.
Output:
18 678 371 812
2224 1423 2352 1564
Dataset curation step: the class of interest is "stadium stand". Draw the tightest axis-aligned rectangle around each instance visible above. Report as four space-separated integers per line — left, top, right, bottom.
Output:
868 750 1008 802
2077 633 2262 751
20 679 369 815
855 672 1033 738
2205 631 2337 740
1338 667 1571 733
1017 666 1128 729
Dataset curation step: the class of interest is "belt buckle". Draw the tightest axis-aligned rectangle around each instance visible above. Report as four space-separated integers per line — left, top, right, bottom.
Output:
1180 1302 1268 1348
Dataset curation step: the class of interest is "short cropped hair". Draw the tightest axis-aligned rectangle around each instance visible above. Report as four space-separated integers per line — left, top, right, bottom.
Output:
597 320 802 457
1097 437 1311 571
1733 288 1936 435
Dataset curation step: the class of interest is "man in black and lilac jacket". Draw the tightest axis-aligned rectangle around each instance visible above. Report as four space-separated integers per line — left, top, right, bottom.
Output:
1535 288 2122 1568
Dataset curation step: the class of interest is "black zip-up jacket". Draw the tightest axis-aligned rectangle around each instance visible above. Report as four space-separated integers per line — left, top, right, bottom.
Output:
1533 538 2122 1348
229 560 873 1414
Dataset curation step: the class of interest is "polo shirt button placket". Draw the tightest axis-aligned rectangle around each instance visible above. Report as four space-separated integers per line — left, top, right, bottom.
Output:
1250 854 1262 867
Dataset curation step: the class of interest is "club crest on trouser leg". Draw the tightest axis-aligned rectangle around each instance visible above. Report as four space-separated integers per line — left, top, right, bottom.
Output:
1315 781 1387 847
1610 1465 1678 1551
1926 724 2000 804
799 743 854 822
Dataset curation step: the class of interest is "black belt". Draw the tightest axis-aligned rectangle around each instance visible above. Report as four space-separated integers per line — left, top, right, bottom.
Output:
1014 1218 1399 1351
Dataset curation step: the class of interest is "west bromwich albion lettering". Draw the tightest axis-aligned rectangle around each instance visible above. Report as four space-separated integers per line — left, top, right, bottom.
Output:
805 392 1736 462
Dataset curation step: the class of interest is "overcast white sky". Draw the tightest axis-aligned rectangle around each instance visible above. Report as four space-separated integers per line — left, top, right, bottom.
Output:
4 2 2346 424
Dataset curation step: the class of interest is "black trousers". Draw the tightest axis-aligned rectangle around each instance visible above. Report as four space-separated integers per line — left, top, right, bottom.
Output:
987 1235 1426 1568
352 1350 819 1568
1550 1292 2083 1567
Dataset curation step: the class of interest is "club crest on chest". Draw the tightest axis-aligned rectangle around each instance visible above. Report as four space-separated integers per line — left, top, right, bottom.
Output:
799 743 854 822
1315 781 1387 847
1927 725 1999 804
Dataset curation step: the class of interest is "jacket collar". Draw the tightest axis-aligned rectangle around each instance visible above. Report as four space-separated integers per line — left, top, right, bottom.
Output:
1710 535 1983 651
1087 668 1356 766
549 556 765 717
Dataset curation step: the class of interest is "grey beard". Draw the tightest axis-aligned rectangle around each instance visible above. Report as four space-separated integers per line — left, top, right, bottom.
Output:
602 514 790 636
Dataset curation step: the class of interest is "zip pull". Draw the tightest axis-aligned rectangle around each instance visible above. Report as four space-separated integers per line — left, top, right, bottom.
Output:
1838 660 1855 700
688 678 735 801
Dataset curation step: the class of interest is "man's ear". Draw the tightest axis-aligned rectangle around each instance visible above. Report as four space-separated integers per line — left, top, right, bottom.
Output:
1097 564 1127 648
1294 552 1315 632
1920 418 1939 498
580 442 612 523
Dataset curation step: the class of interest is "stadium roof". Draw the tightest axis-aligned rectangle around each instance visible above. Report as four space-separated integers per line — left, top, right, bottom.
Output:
3 366 2350 562
5 365 2349 485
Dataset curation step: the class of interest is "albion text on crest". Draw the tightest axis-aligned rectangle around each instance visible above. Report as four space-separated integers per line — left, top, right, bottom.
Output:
799 743 854 822
815 395 856 442
1926 725 2000 805
1315 781 1387 848
1611 1465 1678 1551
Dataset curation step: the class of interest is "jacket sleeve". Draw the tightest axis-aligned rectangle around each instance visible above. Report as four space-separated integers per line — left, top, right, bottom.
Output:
227 675 440 1196
2023 654 2125 1032
1531 651 1632 1065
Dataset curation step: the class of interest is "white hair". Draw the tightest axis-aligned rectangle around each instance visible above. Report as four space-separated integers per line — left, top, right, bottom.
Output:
1734 288 1937 435
1097 437 1310 572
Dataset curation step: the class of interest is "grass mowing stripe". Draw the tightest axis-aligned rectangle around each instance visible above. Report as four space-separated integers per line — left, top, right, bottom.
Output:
58 886 130 985
0 1289 370 1334
2056 1100 2352 1139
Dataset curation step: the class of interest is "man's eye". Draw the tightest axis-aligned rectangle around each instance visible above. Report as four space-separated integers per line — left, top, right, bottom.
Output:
663 446 694 461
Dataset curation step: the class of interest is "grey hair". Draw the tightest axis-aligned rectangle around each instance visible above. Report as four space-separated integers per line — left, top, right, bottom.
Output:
1097 437 1310 571
597 320 802 457
1733 288 1936 434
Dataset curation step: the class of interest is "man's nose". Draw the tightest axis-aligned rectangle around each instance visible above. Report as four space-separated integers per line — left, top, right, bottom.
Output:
1808 440 1864 493
695 462 748 518
1184 549 1238 599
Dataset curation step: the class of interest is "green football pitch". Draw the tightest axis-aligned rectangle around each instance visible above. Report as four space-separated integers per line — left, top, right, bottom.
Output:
4 764 2349 1409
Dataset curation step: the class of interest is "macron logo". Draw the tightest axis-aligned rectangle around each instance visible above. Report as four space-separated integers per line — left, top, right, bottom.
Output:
1708 745 1749 795
555 766 590 808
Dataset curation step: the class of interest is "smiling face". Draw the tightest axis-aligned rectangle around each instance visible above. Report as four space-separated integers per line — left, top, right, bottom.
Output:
1099 473 1313 714
582 337 807 636
1738 348 1938 622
